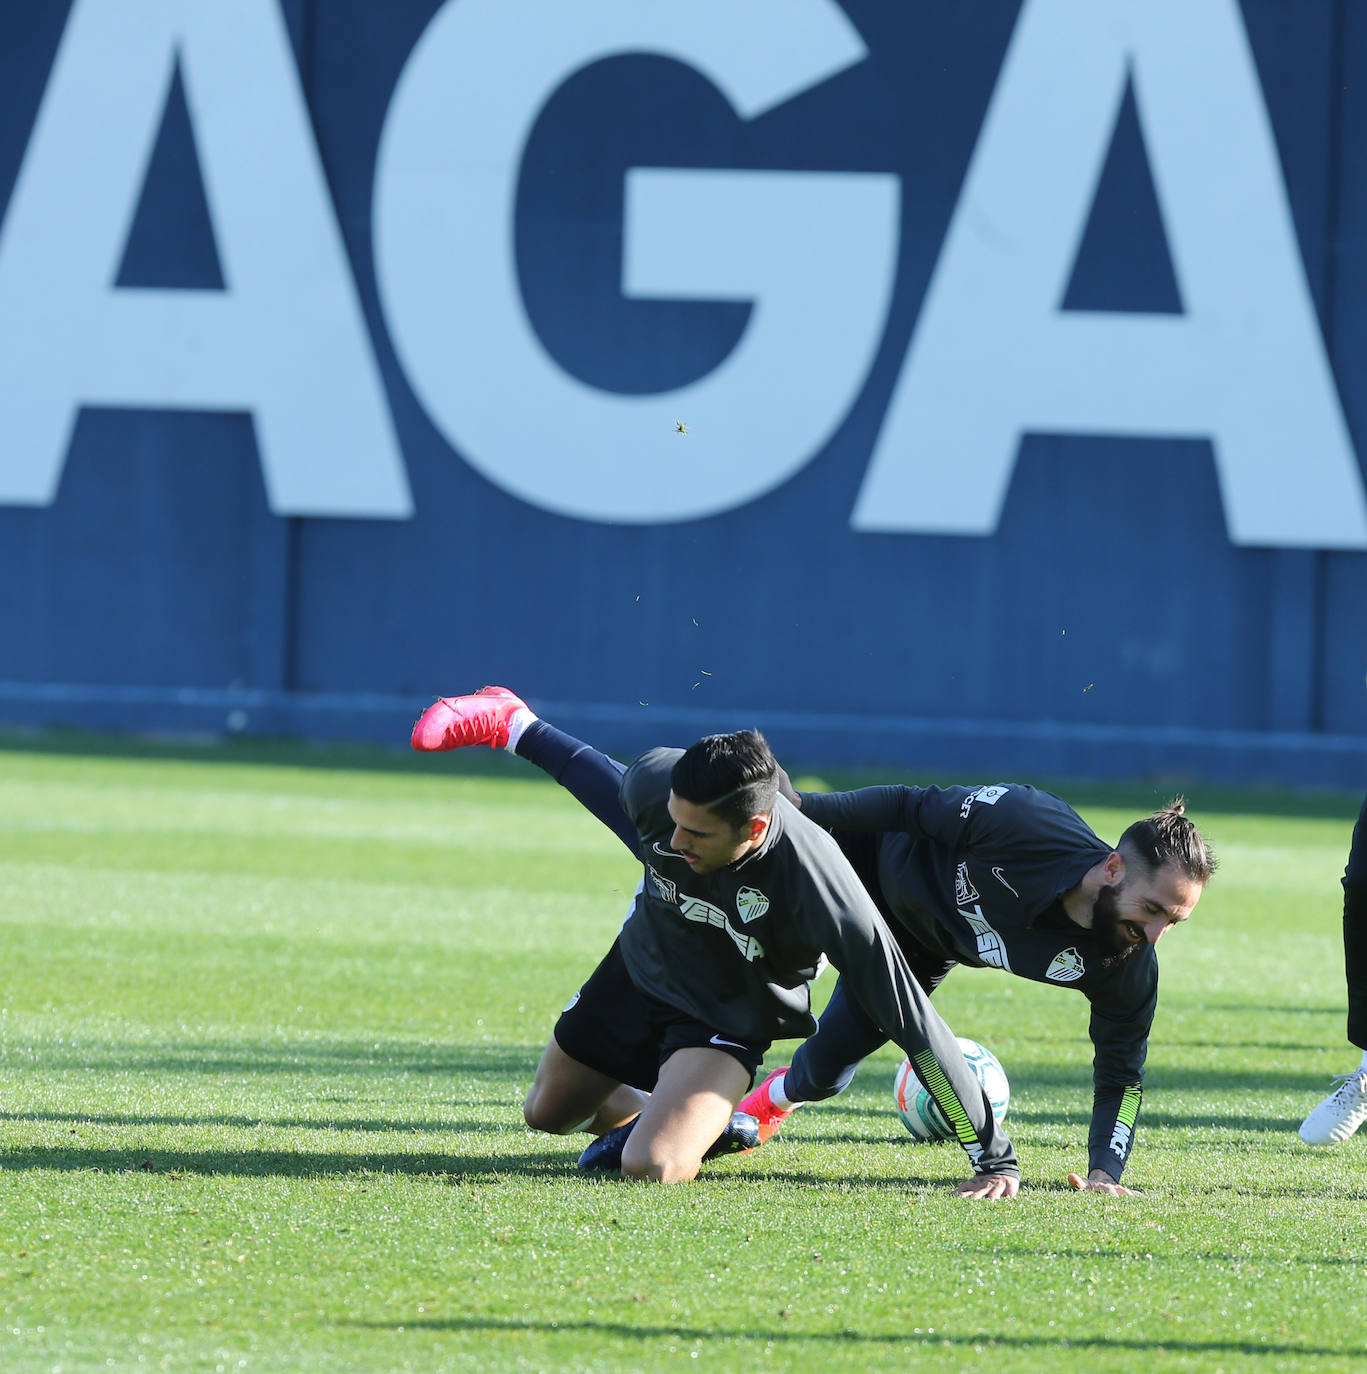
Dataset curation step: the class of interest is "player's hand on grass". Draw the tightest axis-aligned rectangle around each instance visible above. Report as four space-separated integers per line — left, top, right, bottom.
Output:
953 1172 1020 1200
1067 1170 1136 1196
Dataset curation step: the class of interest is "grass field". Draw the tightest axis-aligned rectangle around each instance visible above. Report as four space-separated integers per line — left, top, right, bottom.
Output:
1 734 1365 1372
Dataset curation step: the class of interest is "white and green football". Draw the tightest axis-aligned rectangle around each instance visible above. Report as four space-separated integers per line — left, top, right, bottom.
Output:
893 1037 1010 1142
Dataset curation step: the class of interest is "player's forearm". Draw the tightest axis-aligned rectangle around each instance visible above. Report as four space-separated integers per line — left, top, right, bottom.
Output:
822 914 1019 1178
1088 1083 1143 1179
849 959 1018 1176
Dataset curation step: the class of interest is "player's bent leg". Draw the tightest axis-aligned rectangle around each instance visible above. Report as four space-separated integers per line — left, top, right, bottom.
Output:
620 1047 752 1184
785 978 890 1102
522 1036 647 1136
739 981 887 1146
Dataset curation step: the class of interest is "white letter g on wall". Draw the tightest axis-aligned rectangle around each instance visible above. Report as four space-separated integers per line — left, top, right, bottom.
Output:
373 0 899 524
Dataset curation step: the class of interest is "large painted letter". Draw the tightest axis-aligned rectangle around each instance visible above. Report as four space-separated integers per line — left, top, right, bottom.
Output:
854 0 1367 549
375 0 898 524
0 0 410 518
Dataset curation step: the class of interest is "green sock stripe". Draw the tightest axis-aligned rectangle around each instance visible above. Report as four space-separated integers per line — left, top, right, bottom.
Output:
912 1050 978 1147
1117 1086 1142 1129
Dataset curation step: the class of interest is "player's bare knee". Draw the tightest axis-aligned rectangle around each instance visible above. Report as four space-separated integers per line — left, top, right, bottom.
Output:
521 1091 565 1135
620 1142 701 1184
524 1089 596 1135
620 1157 690 1184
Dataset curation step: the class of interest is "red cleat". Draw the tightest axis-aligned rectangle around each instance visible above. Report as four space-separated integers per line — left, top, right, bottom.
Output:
738 1066 801 1144
411 685 527 752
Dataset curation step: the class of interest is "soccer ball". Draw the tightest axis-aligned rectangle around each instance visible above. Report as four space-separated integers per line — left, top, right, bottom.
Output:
893 1037 1010 1142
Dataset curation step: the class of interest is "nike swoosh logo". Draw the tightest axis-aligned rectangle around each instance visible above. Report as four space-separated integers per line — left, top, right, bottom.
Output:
653 842 683 858
709 1034 745 1049
992 867 1019 897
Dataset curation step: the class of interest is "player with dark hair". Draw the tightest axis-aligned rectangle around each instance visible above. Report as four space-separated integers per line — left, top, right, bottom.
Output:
412 687 1021 1197
1299 793 1367 1144
736 780 1218 1195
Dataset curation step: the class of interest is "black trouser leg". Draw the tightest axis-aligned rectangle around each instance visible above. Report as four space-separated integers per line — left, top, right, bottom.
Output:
1344 794 1367 1051
785 977 886 1101
514 720 638 855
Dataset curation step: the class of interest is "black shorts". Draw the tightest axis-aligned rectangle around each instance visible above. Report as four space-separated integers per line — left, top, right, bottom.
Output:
554 937 769 1092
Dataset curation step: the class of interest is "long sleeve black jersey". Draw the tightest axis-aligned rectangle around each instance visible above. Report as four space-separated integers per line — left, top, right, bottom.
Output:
798 782 1154 1180
616 749 1019 1178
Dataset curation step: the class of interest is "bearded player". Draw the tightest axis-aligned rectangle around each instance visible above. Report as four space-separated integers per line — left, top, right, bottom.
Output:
739 779 1217 1196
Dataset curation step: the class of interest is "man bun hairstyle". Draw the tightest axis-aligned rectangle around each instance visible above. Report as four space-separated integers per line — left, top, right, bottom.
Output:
1117 796 1219 885
670 730 779 831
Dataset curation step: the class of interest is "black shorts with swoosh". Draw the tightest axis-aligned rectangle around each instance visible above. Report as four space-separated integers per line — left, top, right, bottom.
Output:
554 937 769 1091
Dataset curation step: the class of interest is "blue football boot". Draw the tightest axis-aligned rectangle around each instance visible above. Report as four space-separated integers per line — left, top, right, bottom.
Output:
576 1112 759 1172
576 1117 637 1171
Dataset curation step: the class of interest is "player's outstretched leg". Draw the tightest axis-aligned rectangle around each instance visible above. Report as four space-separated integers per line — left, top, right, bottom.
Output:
411 686 639 853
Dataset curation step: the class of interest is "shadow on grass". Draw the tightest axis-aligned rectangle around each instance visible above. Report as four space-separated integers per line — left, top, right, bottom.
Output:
4 1038 543 1079
0 1144 578 1180
824 1101 1317 1133
346 1314 1349 1359
1004 1110 1308 1133
762 1116 1344 1160
6 1139 1365 1205
0 1108 511 1136
711 1140 1367 1198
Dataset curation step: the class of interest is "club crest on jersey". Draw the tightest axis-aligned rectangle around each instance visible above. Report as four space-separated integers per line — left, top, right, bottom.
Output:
955 862 978 905
1045 947 1086 982
647 865 677 904
959 784 1009 818
736 887 770 924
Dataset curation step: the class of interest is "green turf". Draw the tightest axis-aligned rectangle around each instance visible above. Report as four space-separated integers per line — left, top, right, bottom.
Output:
1 736 1364 1372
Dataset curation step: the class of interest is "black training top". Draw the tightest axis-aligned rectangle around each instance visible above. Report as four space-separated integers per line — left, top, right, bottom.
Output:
616 749 1019 1178
799 783 1155 1180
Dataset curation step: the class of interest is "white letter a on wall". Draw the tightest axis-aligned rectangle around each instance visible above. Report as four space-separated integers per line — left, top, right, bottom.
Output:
854 0 1367 549
0 0 410 518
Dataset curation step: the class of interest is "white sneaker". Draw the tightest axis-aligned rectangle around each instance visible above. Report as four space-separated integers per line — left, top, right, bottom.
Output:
1299 1070 1367 1145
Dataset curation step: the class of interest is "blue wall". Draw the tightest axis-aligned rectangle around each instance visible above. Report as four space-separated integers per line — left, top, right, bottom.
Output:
0 0 1365 787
